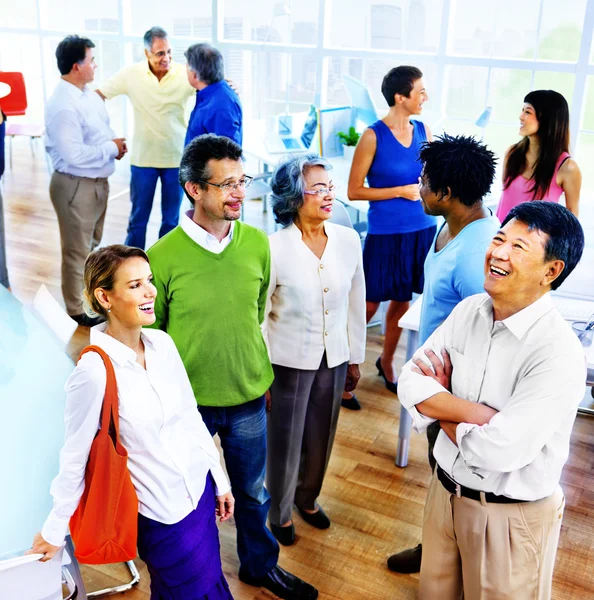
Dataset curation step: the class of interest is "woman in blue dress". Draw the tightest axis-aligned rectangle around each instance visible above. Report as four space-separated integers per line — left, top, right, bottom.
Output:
343 66 437 404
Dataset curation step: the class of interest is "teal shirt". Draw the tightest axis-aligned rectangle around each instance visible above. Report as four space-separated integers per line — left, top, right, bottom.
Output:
147 221 274 407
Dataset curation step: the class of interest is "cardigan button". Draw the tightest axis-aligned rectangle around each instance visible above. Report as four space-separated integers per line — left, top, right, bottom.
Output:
320 264 324 269
324 331 329 336
325 310 329 315
324 287 329 292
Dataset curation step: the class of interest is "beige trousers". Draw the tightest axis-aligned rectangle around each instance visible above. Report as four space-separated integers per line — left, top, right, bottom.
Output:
420 472 564 600
49 171 109 315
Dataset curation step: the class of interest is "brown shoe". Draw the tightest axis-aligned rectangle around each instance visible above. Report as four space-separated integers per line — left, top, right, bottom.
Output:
387 543 422 573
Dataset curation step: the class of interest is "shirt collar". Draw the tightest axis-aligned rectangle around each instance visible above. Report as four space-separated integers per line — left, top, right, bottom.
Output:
197 80 224 102
90 322 156 367
181 209 234 246
478 293 555 340
58 78 85 99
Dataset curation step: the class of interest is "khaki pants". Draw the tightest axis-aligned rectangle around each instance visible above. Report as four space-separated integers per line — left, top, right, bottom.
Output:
420 472 564 600
49 171 109 315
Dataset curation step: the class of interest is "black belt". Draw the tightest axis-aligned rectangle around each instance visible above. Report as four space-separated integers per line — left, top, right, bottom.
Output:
437 466 528 504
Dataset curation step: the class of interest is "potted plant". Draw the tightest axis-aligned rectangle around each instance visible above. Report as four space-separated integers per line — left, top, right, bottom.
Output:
337 127 360 161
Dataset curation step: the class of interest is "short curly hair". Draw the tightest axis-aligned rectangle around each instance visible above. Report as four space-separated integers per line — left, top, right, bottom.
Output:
419 134 497 207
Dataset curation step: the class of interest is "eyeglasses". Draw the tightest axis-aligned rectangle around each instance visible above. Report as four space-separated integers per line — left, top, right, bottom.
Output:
197 176 254 193
304 184 336 197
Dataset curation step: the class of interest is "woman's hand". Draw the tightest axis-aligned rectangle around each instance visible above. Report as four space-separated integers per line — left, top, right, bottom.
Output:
25 532 61 562
345 364 361 393
216 491 235 522
399 184 421 201
265 389 272 412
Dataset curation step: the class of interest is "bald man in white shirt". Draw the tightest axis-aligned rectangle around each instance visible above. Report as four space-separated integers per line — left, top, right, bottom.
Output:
398 201 586 600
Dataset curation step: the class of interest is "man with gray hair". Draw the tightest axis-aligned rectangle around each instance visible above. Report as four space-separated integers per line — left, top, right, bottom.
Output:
97 26 195 249
184 43 242 147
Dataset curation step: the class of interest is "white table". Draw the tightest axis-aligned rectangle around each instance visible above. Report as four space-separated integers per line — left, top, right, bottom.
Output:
396 293 594 468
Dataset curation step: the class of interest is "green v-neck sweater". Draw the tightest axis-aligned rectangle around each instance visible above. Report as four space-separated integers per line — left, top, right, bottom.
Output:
147 221 274 407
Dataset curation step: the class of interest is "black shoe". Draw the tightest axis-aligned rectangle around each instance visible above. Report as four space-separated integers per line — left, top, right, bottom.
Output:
297 505 330 529
387 543 422 574
376 357 398 395
271 522 295 546
239 565 318 600
341 394 361 410
70 313 105 328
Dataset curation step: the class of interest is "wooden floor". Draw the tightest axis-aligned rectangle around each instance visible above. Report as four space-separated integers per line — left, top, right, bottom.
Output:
3 141 594 599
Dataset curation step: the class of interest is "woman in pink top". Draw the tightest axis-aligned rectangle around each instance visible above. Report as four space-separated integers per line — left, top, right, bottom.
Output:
496 90 581 221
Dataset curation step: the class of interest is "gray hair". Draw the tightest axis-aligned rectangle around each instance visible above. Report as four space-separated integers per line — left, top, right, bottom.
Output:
143 26 168 52
270 154 332 227
184 43 224 85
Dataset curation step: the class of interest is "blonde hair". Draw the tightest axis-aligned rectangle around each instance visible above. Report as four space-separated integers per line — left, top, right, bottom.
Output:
83 245 149 318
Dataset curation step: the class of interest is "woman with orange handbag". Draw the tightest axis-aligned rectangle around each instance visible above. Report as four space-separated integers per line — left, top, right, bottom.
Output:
29 244 235 600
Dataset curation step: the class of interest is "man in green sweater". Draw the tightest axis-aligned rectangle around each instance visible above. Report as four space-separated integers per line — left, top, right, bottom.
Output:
147 134 318 600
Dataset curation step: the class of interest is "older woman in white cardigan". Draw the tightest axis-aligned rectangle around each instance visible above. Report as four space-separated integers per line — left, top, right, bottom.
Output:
264 154 366 546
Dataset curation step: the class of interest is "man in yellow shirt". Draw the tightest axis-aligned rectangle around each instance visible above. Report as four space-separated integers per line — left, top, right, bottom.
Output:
97 27 194 249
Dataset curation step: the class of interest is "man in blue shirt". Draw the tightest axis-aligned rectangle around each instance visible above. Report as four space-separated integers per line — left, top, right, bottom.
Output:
388 133 500 574
184 44 242 147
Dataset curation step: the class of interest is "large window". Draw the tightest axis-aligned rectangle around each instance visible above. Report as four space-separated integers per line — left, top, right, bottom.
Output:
1 0 594 211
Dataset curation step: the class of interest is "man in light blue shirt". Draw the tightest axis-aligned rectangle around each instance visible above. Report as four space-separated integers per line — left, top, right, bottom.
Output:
388 133 499 574
45 35 126 325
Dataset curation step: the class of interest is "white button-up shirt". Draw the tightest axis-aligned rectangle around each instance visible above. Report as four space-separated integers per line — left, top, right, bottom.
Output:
180 209 234 253
264 222 366 370
45 79 118 178
41 325 229 547
399 292 586 501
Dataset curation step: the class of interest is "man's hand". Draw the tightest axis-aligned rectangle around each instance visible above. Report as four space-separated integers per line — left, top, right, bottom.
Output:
225 78 239 93
113 138 127 160
344 364 361 393
265 389 272 412
25 532 61 563
216 491 235 522
412 348 452 391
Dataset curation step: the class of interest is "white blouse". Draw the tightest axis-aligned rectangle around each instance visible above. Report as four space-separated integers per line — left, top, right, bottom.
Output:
265 222 366 370
41 324 229 547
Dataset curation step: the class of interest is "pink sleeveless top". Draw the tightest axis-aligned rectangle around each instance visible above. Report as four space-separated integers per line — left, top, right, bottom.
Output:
496 152 570 222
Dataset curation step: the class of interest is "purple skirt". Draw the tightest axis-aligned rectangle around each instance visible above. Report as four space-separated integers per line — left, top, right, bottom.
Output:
137 475 234 600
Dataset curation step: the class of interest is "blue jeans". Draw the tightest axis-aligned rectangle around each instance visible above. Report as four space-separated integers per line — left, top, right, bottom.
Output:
199 396 279 579
125 166 182 249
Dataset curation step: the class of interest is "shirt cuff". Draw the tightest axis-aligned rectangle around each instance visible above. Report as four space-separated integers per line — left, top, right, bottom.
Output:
210 463 231 497
104 140 119 159
398 376 447 433
456 422 490 479
41 512 69 548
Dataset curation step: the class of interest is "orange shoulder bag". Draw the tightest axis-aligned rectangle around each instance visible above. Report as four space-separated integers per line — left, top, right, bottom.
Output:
69 345 138 564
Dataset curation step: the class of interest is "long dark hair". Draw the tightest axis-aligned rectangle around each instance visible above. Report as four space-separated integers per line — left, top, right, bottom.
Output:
503 90 570 200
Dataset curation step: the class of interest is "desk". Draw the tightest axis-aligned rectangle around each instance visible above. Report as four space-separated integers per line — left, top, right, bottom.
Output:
242 121 369 219
396 293 594 468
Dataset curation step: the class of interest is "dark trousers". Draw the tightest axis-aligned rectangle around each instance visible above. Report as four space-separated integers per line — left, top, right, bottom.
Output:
266 355 348 526
125 166 182 249
199 396 279 579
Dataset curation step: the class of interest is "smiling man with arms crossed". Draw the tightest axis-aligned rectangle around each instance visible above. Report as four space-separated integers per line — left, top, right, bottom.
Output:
399 201 586 599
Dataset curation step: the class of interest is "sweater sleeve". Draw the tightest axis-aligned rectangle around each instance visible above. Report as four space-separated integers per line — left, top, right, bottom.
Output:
258 235 271 326
147 248 169 332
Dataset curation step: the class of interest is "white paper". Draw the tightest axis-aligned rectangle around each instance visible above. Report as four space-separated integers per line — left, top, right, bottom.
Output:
32 285 78 345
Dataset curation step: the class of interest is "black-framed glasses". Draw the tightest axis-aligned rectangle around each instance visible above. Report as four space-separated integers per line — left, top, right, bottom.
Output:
197 176 254 193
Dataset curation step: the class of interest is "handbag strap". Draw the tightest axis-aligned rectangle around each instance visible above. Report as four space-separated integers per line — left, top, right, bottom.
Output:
78 345 120 441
